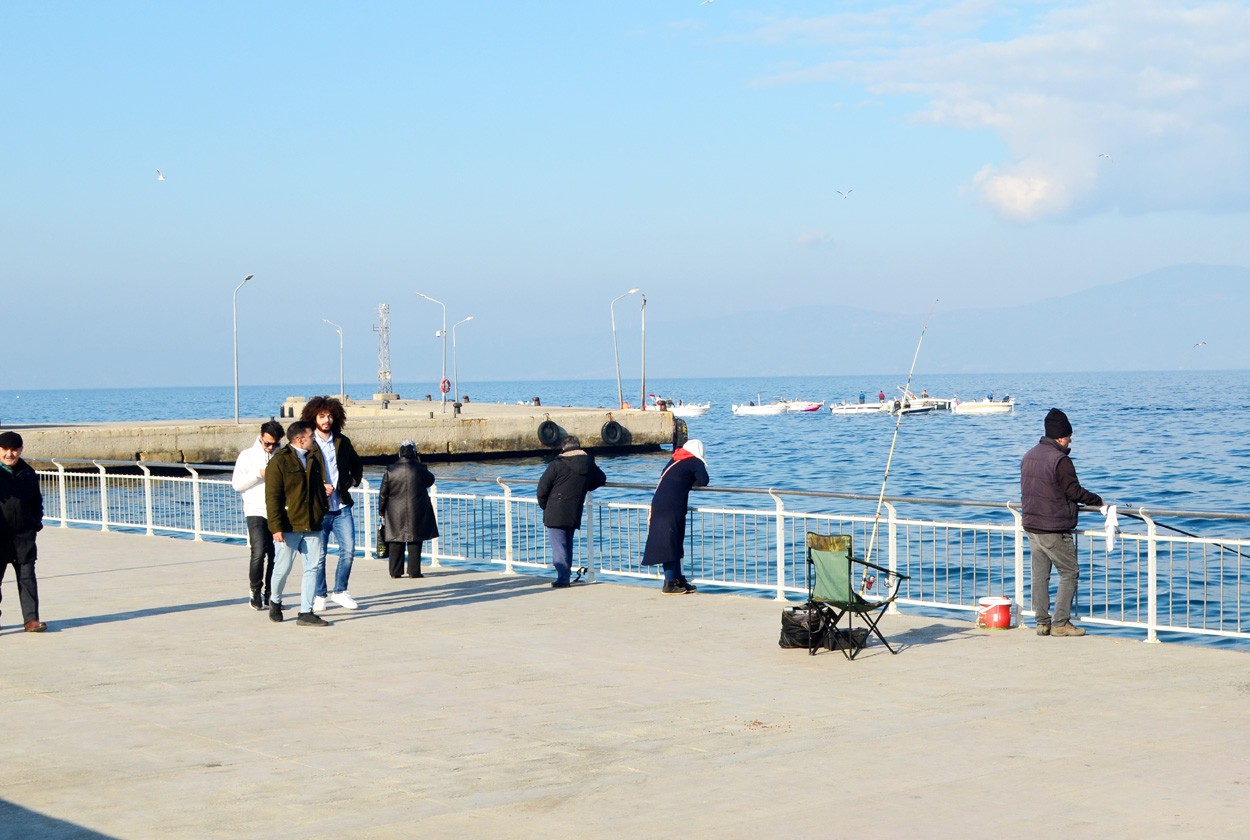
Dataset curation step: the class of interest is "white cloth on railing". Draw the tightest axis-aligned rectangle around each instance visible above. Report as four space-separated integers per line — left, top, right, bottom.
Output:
1100 504 1119 551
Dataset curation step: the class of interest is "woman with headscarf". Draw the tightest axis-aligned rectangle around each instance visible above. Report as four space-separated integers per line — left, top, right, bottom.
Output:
378 440 439 579
641 439 709 594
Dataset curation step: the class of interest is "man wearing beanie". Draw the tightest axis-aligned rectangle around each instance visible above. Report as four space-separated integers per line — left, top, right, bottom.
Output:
536 435 606 588
0 431 48 632
1020 408 1104 637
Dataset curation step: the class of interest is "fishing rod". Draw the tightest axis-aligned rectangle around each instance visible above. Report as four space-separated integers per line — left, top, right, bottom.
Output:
1114 509 1250 563
863 300 938 567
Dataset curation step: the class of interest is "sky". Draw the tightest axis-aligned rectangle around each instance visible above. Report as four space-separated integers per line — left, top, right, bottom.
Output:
4 1 1250 391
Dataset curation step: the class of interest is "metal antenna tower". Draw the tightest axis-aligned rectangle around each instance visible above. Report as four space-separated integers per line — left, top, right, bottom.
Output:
373 303 396 398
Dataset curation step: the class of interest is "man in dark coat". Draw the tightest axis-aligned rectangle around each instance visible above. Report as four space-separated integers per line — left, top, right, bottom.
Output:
266 421 331 627
301 396 364 611
537 436 607 588
0 431 47 632
641 439 709 594
378 440 439 579
1021 408 1104 638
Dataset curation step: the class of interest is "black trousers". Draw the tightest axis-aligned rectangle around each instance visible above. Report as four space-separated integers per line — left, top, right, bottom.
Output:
246 516 276 597
0 532 40 623
386 541 424 577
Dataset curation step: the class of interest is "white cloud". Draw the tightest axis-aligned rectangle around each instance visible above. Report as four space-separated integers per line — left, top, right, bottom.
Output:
795 229 833 247
743 1 1250 220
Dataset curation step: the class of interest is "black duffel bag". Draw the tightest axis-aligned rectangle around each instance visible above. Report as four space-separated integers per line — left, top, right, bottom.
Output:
779 607 826 649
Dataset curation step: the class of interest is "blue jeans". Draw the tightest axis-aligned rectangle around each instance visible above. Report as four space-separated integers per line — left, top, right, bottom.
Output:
317 507 356 596
271 531 324 614
546 526 575 584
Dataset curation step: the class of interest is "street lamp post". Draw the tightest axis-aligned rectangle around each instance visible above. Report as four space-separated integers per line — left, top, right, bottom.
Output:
640 293 647 410
322 319 344 399
232 273 254 424
610 288 641 409
416 292 448 413
451 316 474 405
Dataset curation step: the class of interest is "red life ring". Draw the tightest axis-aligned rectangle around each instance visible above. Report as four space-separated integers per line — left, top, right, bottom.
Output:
439 378 451 395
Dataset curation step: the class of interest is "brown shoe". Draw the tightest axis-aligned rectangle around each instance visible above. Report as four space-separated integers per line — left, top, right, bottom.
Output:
1036 624 1051 636
24 619 48 633
1051 622 1086 637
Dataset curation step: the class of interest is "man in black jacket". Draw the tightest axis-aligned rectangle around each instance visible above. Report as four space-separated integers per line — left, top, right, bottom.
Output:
0 431 47 632
1020 408 1104 638
537 436 606 588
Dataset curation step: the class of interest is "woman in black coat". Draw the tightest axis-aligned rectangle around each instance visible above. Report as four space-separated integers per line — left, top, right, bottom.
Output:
641 439 709 594
536 435 606 588
378 441 439 578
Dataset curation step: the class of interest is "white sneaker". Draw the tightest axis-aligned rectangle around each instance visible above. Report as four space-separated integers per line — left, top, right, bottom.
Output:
313 595 327 613
330 591 358 610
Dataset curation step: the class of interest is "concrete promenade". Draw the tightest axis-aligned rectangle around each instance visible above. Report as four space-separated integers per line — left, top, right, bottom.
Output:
3 528 1249 839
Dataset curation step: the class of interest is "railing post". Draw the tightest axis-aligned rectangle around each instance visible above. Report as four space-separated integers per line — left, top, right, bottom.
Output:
584 491 597 583
1007 503 1026 612
427 483 441 569
884 501 900 613
93 461 109 533
138 462 155 536
187 466 203 541
53 460 68 528
497 479 515 574
1139 508 1161 645
768 489 788 602
358 478 373 559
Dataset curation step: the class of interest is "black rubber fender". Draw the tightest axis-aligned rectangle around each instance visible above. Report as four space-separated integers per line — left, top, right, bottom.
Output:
600 420 627 447
672 418 688 449
537 420 561 447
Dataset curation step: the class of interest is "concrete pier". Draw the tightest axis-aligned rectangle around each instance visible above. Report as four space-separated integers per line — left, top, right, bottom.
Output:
6 399 678 464
3 527 1249 838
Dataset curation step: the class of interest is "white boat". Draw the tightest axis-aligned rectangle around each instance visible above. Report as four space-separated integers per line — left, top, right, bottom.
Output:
783 400 825 413
731 401 788 416
950 397 1016 415
643 395 711 417
829 401 887 415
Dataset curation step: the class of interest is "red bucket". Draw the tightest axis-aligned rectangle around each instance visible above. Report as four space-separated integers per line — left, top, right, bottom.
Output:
976 596 1017 629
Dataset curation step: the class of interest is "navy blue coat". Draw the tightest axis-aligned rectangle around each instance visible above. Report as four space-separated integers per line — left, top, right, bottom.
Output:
641 454 709 565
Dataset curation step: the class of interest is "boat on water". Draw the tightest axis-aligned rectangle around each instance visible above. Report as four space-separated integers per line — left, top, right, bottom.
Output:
950 397 1015 415
731 400 788 416
783 400 825 413
829 401 887 415
642 395 711 417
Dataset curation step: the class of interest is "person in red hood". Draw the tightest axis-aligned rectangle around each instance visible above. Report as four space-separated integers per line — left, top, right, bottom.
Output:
641 440 709 594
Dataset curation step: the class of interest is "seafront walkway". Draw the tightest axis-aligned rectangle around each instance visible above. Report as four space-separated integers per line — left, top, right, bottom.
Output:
3 528 1249 839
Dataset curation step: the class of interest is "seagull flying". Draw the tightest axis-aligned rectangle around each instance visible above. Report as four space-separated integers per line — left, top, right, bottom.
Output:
1098 153 1113 162
156 169 166 181
1193 340 1207 349
701 0 714 4
836 189 852 199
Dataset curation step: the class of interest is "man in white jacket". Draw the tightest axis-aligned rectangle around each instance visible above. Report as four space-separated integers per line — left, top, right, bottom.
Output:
231 421 285 610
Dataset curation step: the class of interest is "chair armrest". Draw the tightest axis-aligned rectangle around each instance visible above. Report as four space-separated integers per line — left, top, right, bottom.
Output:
851 555 911 580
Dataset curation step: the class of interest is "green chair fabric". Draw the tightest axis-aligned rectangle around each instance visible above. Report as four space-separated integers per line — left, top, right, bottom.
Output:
805 531 909 659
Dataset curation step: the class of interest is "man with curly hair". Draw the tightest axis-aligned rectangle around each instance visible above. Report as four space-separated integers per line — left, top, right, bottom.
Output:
301 396 364 611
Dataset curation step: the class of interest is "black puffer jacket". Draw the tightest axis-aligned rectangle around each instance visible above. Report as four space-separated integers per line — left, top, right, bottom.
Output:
1020 437 1102 533
379 456 439 543
537 450 607 530
0 458 44 537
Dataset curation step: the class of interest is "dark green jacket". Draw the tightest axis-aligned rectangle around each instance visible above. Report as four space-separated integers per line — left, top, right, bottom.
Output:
265 445 329 534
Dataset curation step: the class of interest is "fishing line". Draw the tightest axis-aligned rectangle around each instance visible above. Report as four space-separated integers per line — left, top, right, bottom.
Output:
1115 509 1250 562
863 300 938 567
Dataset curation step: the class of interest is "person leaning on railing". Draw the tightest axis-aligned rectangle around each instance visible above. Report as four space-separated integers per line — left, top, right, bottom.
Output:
642 439 709 595
1020 408 1104 638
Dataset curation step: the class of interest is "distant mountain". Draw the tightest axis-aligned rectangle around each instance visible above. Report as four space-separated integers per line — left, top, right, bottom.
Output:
632 263 1250 377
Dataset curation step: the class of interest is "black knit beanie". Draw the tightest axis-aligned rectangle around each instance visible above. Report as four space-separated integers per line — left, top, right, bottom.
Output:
1044 408 1073 439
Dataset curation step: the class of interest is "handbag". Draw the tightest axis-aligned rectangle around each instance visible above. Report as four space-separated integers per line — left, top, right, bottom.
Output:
374 523 387 558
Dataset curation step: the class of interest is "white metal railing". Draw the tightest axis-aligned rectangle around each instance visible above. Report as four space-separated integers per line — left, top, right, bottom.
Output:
34 459 1250 647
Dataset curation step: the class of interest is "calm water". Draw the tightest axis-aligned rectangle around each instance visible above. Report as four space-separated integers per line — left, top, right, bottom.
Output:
4 371 1249 515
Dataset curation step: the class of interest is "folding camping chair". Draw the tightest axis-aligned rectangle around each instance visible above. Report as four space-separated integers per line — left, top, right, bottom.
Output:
805 532 910 659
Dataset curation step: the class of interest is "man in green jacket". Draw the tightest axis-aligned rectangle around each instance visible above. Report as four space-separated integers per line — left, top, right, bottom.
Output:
266 421 331 627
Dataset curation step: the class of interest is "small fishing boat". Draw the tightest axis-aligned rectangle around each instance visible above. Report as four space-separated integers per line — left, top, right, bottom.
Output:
782 400 825 413
950 397 1015 415
731 400 788 416
829 401 887 415
643 395 711 417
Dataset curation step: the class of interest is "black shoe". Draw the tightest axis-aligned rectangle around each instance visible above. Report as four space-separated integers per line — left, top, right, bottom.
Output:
678 578 698 593
269 602 284 623
410 571 424 578
249 591 264 611
389 574 403 579
662 580 687 594
262 594 272 608
296 612 329 627
551 580 571 589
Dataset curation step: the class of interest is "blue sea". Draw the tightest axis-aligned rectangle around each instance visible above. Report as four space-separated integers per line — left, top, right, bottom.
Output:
4 371 1247 518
